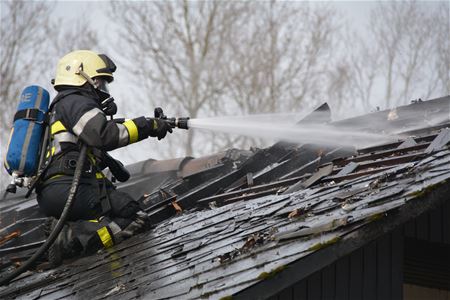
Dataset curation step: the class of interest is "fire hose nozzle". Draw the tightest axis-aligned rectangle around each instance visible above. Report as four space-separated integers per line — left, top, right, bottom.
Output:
154 107 189 129
166 117 190 130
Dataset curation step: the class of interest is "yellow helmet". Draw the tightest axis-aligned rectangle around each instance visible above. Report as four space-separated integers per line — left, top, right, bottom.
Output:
53 50 116 88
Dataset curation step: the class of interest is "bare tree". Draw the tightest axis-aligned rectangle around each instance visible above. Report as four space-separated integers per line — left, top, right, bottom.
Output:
1 1 100 132
224 2 343 114
111 1 345 157
44 18 100 87
51 19 100 59
111 1 249 157
434 1 450 95
328 25 382 117
0 1 99 187
0 1 53 187
342 1 448 113
0 1 52 132
216 2 345 149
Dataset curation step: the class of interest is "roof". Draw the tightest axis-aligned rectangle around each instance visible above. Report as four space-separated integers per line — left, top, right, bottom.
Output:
1 95 450 299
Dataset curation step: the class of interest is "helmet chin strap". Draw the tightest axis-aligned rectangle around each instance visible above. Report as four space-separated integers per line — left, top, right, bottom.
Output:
75 65 97 87
76 65 110 101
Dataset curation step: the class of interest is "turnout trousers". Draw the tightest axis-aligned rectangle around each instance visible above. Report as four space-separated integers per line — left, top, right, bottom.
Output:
37 176 141 253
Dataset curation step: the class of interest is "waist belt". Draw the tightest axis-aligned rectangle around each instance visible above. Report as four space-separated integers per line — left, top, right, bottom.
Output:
43 152 96 181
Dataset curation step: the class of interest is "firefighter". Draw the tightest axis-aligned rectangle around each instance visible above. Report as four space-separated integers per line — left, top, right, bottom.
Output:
36 50 172 265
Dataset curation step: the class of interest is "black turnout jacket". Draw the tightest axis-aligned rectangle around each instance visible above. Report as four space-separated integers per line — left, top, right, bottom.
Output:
42 87 151 182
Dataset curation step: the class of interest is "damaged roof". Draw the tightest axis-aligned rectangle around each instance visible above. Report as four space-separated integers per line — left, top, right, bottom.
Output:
1 96 450 299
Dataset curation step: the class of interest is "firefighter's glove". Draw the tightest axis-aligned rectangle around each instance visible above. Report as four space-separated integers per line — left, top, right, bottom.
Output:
103 102 117 116
101 97 118 116
146 118 173 140
115 218 147 242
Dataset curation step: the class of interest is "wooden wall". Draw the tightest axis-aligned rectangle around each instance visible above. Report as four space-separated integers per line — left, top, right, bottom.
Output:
268 200 450 300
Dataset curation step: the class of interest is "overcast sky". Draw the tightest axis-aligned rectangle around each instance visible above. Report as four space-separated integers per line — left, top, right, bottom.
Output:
48 1 380 165
48 0 377 119
3 0 378 188
1 0 447 188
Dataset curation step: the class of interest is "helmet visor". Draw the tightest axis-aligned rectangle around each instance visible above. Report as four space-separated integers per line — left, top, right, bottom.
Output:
93 77 110 96
97 54 117 79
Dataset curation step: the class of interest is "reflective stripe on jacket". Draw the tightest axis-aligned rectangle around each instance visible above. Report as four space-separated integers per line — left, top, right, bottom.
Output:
43 88 151 181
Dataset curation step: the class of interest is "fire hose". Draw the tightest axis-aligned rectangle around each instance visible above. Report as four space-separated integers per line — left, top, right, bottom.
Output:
0 144 88 286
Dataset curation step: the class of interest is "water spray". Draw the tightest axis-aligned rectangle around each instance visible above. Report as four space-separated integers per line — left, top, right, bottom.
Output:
154 107 446 149
185 114 402 149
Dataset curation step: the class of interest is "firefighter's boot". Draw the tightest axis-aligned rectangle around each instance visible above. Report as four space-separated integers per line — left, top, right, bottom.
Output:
46 218 82 267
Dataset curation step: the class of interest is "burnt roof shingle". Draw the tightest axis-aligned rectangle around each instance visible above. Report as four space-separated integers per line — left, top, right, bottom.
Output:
1 96 450 299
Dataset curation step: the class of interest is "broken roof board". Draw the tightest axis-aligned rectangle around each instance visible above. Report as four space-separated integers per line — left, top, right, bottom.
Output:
1 130 450 299
1 95 450 299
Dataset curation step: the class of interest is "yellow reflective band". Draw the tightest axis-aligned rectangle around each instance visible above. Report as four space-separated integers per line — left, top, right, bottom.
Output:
88 219 99 223
46 147 56 158
87 151 96 165
96 172 105 179
123 120 139 144
51 121 67 135
4 128 13 170
97 226 114 248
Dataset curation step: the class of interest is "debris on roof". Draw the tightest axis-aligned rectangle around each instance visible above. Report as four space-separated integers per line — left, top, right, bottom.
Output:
1 95 449 299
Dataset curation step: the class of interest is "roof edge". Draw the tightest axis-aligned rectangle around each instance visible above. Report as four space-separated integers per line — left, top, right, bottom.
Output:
233 180 450 300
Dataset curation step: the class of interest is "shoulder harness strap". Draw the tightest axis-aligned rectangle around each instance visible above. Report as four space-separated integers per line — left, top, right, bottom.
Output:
49 89 83 112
